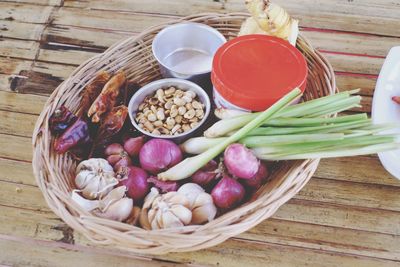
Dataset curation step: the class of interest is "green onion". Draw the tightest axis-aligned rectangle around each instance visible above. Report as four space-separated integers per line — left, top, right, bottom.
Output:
158 88 302 181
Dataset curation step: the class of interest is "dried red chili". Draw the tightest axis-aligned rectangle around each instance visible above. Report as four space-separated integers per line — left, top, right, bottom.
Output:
54 118 91 154
96 105 128 142
49 106 77 135
90 105 129 156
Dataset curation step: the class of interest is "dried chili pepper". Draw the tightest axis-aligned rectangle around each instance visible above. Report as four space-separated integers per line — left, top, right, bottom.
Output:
88 71 126 123
90 105 129 156
98 105 128 140
49 106 77 135
54 118 91 154
77 71 111 117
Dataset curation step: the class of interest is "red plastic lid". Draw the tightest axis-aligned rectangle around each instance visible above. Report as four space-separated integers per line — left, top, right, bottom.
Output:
212 34 308 111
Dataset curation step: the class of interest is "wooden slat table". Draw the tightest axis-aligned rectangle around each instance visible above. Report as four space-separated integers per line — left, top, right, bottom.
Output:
1 1 399 266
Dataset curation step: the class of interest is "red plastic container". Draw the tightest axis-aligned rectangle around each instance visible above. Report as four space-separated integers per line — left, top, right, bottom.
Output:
211 34 308 111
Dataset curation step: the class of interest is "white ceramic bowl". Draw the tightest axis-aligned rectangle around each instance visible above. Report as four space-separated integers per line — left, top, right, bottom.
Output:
128 78 211 140
372 46 400 180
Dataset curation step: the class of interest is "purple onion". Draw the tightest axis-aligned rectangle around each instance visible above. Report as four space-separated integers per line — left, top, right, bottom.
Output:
211 175 245 210
224 143 260 179
139 139 183 174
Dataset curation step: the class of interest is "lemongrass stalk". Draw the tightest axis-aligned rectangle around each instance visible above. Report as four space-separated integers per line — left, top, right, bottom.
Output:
214 108 250 120
282 96 361 118
256 143 400 160
309 119 370 134
205 91 361 138
344 124 399 137
158 88 302 181
241 133 345 148
248 119 370 136
225 114 367 136
180 137 226 154
307 104 361 118
277 90 359 117
204 113 258 138
252 135 397 156
262 113 368 127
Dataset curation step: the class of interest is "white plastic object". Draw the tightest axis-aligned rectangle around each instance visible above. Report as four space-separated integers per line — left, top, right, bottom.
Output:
372 46 400 180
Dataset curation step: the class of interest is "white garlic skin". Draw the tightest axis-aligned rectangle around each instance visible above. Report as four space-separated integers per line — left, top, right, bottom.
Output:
75 158 118 199
71 190 99 212
178 183 217 224
141 189 192 229
94 197 133 222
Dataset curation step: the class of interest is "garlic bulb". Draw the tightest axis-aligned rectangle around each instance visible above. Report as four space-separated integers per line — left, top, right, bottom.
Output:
140 188 192 229
93 186 133 222
239 0 299 46
178 183 217 224
139 188 160 230
72 186 133 222
71 190 99 211
75 158 118 199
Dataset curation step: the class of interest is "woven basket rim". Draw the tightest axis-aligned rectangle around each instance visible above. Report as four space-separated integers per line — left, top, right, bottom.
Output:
32 12 336 255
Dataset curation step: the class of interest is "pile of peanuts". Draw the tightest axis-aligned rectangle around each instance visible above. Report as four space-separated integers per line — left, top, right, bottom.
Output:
135 86 205 135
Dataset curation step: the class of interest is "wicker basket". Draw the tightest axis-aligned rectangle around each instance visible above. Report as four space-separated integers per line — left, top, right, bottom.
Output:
32 13 336 254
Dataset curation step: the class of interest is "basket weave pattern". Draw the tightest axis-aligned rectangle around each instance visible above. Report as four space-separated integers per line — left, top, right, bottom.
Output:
32 13 336 254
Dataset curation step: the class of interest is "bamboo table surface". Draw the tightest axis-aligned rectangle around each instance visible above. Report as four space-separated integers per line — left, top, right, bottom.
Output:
1 0 400 266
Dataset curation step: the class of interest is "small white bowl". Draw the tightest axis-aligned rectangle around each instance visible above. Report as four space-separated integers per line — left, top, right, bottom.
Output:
128 78 211 140
152 22 226 85
372 46 400 180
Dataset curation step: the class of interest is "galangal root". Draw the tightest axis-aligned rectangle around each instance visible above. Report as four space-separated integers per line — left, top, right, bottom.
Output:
239 0 299 46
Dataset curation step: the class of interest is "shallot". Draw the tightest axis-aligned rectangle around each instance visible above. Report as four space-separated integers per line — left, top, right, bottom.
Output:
190 160 219 188
147 176 179 193
124 136 145 157
241 162 269 190
104 143 132 171
224 143 259 179
139 139 182 174
211 175 245 210
117 166 149 202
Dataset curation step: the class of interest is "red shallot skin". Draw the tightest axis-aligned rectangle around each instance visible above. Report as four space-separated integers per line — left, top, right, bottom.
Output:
117 166 149 202
190 160 219 188
114 155 132 171
105 143 124 155
241 162 269 190
104 143 132 171
123 136 145 157
224 143 260 179
139 139 183 174
147 176 179 193
211 175 245 210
